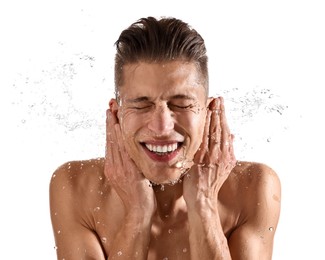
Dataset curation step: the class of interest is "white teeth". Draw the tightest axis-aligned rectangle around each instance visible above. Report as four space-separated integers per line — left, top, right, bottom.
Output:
145 143 178 153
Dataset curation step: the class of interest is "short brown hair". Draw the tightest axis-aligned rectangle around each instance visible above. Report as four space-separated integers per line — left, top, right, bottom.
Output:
114 16 209 99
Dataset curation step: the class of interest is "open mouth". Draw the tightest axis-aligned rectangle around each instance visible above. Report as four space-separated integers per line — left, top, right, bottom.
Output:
141 142 183 162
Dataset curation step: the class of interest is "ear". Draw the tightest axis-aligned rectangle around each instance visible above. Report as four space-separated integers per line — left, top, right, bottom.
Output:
109 98 119 121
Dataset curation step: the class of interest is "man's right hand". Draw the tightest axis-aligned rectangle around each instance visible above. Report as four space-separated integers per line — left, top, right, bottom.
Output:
104 109 157 218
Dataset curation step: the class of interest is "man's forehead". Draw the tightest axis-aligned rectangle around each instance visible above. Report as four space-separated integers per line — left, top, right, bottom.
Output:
120 61 205 93
122 61 202 81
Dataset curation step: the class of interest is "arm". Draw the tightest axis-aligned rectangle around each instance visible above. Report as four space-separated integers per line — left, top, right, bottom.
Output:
183 97 235 259
50 108 157 260
228 164 281 260
103 108 156 259
49 164 106 260
183 97 281 259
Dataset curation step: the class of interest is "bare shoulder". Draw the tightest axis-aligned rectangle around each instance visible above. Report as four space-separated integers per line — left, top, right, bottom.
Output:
225 162 281 258
229 161 281 205
226 160 281 225
232 160 280 188
221 160 281 212
49 158 108 220
49 158 111 259
50 158 106 194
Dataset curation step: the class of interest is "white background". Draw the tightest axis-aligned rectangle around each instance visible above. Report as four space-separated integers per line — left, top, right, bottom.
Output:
1 0 324 259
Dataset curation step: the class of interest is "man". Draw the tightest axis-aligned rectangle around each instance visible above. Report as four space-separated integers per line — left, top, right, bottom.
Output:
50 16 281 259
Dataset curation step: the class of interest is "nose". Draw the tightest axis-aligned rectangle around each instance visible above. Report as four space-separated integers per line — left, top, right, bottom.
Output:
147 104 174 134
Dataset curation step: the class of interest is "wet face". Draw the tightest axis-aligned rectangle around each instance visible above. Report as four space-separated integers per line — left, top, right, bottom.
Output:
113 61 208 184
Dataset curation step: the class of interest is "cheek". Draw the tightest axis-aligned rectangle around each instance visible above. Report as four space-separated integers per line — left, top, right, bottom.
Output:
119 112 138 150
119 110 139 135
180 110 206 142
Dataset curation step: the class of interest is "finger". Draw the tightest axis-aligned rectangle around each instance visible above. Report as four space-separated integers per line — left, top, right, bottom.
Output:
110 123 123 168
114 123 126 156
105 110 113 161
219 97 231 151
209 97 222 149
106 109 123 168
229 134 236 163
194 108 211 163
114 122 144 180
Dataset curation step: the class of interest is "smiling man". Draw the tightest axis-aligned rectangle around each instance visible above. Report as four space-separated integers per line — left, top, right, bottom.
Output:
50 17 281 260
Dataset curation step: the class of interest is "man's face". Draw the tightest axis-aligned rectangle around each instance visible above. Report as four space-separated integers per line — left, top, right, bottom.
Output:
116 61 208 184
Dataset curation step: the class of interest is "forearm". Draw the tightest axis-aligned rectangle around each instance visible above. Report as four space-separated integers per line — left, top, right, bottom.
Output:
108 213 152 259
187 202 232 260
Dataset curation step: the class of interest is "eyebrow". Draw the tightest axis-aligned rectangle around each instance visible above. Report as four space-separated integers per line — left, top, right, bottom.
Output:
125 94 197 103
170 94 197 101
125 96 151 103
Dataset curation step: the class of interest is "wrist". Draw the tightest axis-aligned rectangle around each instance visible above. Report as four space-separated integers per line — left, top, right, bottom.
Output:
125 208 154 224
186 197 218 218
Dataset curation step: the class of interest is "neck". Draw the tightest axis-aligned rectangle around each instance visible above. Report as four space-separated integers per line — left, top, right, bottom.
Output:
153 182 186 221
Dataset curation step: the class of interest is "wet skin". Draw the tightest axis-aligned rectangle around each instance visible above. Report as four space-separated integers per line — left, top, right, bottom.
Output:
50 61 281 260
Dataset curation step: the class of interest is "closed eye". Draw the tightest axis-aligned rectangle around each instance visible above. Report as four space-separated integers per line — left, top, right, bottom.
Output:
168 104 194 110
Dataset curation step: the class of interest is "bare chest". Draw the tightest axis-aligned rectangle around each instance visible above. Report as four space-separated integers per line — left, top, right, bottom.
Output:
94 206 237 260
148 218 190 260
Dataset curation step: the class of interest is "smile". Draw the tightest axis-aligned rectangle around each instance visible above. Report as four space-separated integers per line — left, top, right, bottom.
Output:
141 142 182 162
145 143 178 154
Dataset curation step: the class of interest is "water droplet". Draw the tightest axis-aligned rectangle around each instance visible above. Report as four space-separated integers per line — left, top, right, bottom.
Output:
169 180 179 186
117 251 122 256
175 161 182 168
94 207 101 212
182 248 187 253
269 227 274 231
57 230 61 234
52 174 56 179
160 185 165 191
163 257 168 260
54 246 58 250
168 229 172 234
101 237 107 243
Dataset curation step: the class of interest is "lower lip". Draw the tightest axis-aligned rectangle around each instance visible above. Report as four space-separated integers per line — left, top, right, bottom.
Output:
142 145 180 162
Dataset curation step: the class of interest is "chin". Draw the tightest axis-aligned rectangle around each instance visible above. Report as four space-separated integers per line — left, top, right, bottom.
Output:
143 167 186 186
